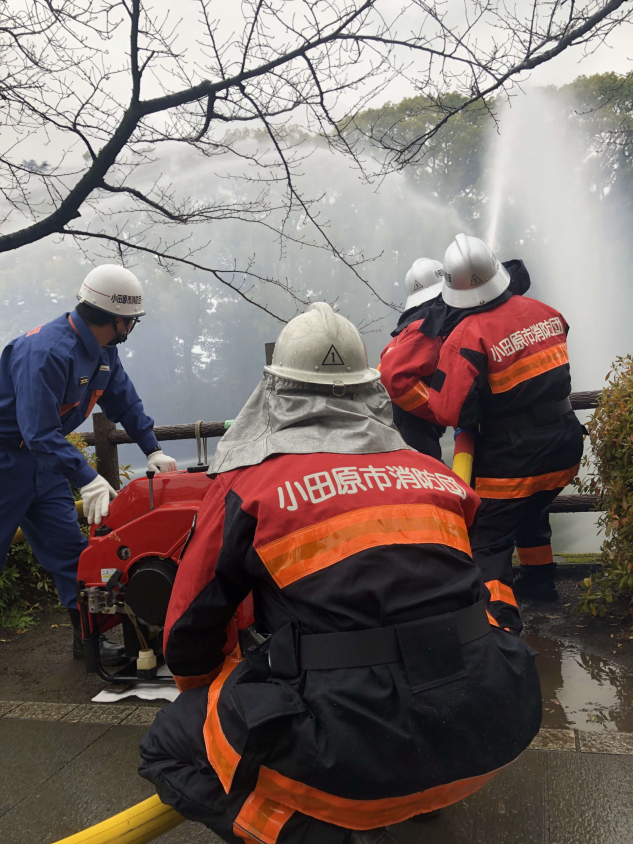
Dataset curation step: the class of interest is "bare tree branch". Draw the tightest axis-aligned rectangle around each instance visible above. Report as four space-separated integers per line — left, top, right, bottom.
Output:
0 0 630 318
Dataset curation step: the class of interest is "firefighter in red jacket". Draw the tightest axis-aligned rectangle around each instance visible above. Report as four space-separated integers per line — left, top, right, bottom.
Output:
428 234 584 628
139 302 541 844
379 258 446 460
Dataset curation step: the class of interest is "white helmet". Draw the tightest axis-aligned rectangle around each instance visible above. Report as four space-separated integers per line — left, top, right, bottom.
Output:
404 258 444 310
442 234 510 309
264 302 380 387
77 265 145 317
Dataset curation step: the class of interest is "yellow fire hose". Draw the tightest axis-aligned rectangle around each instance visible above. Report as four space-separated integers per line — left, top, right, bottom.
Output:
452 431 475 487
53 795 184 844
11 499 84 546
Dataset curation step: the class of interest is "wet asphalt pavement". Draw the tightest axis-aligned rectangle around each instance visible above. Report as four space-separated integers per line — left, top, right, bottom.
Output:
1 569 633 843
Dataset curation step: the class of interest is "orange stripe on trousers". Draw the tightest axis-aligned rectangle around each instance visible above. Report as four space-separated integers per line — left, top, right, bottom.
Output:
254 764 504 830
256 504 471 589
203 656 242 793
485 580 518 608
488 343 569 394
234 791 295 844
516 545 554 566
393 380 430 411
475 464 579 500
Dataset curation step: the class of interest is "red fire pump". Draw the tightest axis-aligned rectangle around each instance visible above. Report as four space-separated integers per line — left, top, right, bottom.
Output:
76 467 256 685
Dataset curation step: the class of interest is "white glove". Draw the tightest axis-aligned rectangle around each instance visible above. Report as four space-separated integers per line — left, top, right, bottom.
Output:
80 475 117 526
147 450 178 473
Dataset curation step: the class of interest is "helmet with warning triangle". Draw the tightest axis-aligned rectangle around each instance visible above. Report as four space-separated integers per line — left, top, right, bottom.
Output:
264 302 380 386
404 257 444 310
442 233 510 309
77 265 146 317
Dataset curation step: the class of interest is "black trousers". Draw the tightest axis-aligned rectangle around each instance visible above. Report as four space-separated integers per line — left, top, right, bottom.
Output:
470 487 562 633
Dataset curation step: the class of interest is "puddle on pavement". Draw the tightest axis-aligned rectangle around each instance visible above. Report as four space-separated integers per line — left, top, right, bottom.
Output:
524 634 633 731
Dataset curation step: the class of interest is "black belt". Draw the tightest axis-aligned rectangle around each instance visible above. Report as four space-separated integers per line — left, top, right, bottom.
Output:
481 396 572 436
297 601 490 671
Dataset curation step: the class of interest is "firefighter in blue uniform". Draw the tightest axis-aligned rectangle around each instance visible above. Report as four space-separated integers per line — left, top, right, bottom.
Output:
0 265 178 664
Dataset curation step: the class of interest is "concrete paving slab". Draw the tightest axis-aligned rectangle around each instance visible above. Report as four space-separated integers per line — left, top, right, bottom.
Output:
388 751 547 844
530 729 577 751
0 719 110 818
153 820 223 842
0 718 222 844
60 703 137 724
0 724 153 842
548 751 633 844
0 700 20 717
121 706 163 726
577 730 633 754
4 701 78 720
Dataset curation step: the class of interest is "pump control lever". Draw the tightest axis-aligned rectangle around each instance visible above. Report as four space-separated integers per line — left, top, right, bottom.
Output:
146 470 155 510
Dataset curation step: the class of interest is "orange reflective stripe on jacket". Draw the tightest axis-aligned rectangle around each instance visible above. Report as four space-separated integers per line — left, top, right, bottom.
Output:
85 389 104 418
486 580 518 608
475 464 579 500
392 380 430 412
234 791 295 844
516 545 553 566
174 666 223 693
203 656 242 792
488 343 569 394
60 402 80 416
256 504 471 589
254 764 502 830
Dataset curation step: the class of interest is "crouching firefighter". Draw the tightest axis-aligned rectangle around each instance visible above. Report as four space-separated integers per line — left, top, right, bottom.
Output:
139 302 541 844
427 234 584 624
0 265 177 665
379 258 446 460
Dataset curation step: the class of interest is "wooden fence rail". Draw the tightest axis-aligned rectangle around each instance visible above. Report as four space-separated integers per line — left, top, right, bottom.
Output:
85 389 603 512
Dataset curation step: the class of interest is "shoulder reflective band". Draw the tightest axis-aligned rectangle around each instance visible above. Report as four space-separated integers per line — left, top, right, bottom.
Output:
203 656 242 793
256 504 471 589
488 342 569 394
475 464 579 499
254 764 503 829
485 580 518 608
234 791 294 844
392 380 430 411
516 545 554 566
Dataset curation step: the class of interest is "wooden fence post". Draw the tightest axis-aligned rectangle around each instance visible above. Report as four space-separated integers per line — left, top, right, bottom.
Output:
92 412 120 490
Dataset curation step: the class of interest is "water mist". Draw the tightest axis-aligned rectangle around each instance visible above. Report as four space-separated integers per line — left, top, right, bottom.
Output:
483 88 633 551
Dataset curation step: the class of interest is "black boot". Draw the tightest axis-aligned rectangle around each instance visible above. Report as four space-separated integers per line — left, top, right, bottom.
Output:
68 609 127 667
513 563 558 602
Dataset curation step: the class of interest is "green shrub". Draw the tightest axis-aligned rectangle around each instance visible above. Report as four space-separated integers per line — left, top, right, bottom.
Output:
575 355 633 616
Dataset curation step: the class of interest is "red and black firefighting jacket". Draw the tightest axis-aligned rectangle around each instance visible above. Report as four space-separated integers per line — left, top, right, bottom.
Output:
379 324 442 424
428 295 584 500
379 313 445 458
163 449 541 839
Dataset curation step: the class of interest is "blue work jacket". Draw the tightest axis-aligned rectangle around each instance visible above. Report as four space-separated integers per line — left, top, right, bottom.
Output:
0 310 159 487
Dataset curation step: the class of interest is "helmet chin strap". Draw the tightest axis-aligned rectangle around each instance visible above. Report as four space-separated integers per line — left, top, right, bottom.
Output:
106 317 129 346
